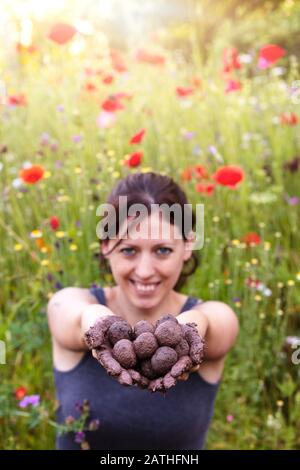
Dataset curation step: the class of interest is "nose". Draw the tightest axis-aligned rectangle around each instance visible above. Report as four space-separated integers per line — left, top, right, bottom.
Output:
134 252 156 280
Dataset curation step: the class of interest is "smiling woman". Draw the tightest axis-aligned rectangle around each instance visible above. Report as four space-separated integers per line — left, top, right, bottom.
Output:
47 171 239 450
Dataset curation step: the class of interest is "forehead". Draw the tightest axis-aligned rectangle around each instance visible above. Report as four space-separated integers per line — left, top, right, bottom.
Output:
118 211 183 244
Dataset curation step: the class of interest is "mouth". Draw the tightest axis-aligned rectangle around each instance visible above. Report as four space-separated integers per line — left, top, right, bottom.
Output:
129 279 161 294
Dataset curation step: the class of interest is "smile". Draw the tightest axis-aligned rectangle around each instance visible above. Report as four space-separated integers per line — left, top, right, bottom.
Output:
129 280 161 293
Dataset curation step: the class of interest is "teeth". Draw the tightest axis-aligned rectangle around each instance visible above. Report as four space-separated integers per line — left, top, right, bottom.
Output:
133 282 158 292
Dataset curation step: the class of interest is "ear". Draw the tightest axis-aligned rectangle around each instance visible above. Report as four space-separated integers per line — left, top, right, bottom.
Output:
183 231 196 261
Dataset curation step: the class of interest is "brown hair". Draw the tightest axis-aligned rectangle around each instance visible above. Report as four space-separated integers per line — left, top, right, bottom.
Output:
98 172 199 291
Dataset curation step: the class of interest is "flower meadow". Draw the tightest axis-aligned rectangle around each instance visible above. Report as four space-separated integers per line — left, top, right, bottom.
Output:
1 12 300 450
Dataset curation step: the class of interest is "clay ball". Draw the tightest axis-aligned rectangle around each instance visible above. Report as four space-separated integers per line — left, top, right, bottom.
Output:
108 320 132 345
155 320 182 347
134 320 154 337
112 339 137 369
133 332 158 359
151 346 178 375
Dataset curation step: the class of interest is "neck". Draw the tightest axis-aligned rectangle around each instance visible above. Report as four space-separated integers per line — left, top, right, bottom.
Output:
111 286 184 327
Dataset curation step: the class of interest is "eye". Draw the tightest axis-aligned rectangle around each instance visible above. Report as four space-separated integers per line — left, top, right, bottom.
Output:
120 247 136 256
156 247 173 255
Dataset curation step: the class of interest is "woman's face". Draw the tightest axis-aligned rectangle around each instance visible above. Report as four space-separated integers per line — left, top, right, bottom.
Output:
102 211 193 310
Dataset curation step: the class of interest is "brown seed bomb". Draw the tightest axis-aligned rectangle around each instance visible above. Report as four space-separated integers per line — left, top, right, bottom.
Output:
133 332 158 359
108 320 132 345
155 314 178 329
151 346 178 375
148 377 164 392
140 359 158 380
133 320 154 337
112 339 137 369
181 323 205 365
155 320 183 347
175 338 190 358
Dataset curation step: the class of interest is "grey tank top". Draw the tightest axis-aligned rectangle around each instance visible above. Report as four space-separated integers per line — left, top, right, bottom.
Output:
53 287 220 450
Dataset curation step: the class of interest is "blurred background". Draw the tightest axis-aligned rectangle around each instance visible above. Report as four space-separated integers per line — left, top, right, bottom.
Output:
0 0 300 450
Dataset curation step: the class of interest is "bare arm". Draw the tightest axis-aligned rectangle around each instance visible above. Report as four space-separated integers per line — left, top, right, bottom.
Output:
177 301 239 360
47 287 115 351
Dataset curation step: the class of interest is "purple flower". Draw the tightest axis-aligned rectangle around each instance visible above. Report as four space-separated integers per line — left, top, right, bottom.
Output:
192 144 201 155
72 134 83 143
19 395 40 408
50 142 59 152
183 131 195 140
75 431 85 444
285 195 299 205
75 220 81 228
55 282 63 290
208 145 217 155
57 104 65 113
55 160 63 169
40 133 50 146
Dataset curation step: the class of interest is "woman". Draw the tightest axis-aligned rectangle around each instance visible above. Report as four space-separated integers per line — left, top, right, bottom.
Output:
47 172 239 450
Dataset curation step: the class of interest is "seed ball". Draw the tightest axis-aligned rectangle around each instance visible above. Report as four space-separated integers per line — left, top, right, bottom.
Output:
155 320 182 347
134 320 154 337
133 332 158 359
118 369 133 386
151 346 178 375
175 338 189 358
108 320 132 345
140 359 158 380
155 314 178 329
112 339 137 369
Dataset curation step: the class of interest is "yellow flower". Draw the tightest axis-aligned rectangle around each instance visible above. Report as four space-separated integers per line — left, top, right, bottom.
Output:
259 312 265 319
14 243 23 251
47 292 54 299
276 400 284 407
69 244 78 251
112 171 120 178
41 259 50 266
40 246 49 254
74 167 82 174
264 242 271 251
287 280 295 287
296 272 300 281
251 258 258 265
55 231 66 238
235 302 241 308
231 239 240 246
255 295 262 301
107 150 115 157
44 171 51 178
277 282 284 288
225 279 232 285
212 216 220 223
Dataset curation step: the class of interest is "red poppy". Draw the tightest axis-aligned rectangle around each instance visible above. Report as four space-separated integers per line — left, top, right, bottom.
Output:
176 87 194 98
181 167 193 182
48 23 76 45
84 82 97 92
195 183 215 195
258 44 285 69
242 232 261 245
222 47 241 74
136 49 165 66
113 92 132 101
101 96 124 112
280 112 298 126
192 77 202 88
102 75 114 85
110 49 127 73
193 165 209 180
8 94 27 106
129 129 146 145
213 165 244 188
20 165 44 184
225 79 242 93
15 386 27 400
124 151 143 168
50 216 60 231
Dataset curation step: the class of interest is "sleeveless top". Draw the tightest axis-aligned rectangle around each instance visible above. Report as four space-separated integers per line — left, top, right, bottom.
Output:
53 287 220 450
